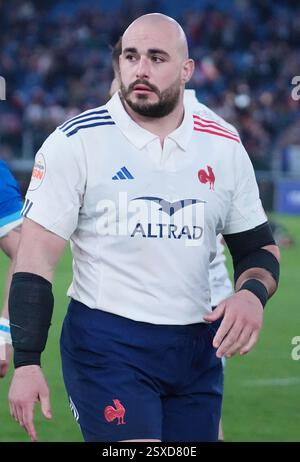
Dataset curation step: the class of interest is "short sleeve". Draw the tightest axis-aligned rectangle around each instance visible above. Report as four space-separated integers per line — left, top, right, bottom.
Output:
23 128 86 240
222 142 267 235
0 161 23 238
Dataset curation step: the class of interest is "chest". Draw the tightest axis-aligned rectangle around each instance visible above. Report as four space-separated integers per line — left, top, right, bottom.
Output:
80 133 236 236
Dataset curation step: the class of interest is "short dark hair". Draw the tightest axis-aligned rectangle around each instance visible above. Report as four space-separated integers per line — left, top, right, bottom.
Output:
111 36 122 74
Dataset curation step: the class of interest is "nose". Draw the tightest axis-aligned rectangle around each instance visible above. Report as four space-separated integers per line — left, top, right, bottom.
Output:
136 56 150 80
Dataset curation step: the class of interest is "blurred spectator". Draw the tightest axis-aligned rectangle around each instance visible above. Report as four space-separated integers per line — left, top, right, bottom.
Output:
0 0 299 168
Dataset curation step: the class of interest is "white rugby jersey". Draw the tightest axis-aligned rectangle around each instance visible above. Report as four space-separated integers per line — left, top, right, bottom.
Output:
209 234 233 307
23 91 267 325
184 91 234 307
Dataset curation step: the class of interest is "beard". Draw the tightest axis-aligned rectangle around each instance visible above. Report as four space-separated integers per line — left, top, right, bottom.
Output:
120 78 181 118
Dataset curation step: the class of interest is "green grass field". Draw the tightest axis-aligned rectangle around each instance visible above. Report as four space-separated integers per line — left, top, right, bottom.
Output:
0 214 299 442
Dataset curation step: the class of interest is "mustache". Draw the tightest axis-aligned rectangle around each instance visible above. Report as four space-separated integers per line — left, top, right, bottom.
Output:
127 80 160 95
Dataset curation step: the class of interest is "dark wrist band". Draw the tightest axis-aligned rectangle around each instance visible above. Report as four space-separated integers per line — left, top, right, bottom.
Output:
238 279 269 308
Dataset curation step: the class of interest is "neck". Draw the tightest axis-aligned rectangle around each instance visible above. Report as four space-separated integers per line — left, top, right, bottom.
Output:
121 95 185 147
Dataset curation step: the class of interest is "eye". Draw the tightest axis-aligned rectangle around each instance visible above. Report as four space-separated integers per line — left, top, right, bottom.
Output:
152 56 165 63
125 54 136 62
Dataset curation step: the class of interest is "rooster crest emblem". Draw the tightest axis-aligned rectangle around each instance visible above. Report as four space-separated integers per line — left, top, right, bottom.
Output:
104 399 126 425
198 165 215 190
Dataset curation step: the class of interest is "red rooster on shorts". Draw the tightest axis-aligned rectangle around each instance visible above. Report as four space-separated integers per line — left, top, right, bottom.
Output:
104 399 126 425
198 165 215 190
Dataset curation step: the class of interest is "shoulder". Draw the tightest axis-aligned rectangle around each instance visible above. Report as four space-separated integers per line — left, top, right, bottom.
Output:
56 103 115 139
31 106 115 175
36 103 113 157
185 90 240 143
192 101 239 137
192 103 241 145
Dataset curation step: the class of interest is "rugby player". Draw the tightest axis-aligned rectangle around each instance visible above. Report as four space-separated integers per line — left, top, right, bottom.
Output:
8 14 279 442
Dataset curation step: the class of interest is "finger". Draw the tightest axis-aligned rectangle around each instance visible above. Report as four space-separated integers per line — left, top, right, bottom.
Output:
203 303 226 322
15 404 25 427
10 402 18 422
225 326 253 358
22 405 37 442
239 330 260 355
40 391 52 419
216 323 244 358
212 315 235 349
9 400 14 418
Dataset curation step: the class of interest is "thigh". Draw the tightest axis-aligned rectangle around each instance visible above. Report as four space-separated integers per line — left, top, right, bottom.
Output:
60 302 163 442
161 384 222 442
61 356 163 442
162 327 223 442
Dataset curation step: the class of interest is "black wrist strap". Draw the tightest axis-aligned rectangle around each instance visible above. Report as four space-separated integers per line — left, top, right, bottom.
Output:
238 279 269 308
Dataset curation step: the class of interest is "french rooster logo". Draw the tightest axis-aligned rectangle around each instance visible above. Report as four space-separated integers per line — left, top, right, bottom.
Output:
104 399 126 425
198 165 215 190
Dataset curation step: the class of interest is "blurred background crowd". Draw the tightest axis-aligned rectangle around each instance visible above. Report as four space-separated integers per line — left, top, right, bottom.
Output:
0 0 300 176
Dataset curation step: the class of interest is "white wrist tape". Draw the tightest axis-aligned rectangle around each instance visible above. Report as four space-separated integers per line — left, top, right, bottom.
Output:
0 317 12 345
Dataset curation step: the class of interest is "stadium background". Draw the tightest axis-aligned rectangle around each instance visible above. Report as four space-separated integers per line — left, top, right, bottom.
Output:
0 0 299 441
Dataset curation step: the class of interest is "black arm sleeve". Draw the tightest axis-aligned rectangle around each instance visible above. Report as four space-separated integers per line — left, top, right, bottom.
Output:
223 222 275 265
223 222 279 285
8 272 54 368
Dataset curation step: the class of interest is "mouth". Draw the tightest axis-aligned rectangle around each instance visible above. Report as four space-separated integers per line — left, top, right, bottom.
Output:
133 84 154 94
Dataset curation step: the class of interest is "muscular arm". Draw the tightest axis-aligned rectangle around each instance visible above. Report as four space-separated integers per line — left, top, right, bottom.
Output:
14 217 67 281
8 217 67 441
204 224 280 359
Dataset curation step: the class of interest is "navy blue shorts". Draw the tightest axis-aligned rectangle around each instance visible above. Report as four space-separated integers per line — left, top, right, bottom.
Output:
60 299 223 442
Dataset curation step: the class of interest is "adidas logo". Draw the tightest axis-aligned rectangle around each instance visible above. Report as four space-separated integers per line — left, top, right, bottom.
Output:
112 166 134 180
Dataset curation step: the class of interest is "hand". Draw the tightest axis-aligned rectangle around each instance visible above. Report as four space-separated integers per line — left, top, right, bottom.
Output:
0 343 13 378
9 365 52 442
203 290 264 358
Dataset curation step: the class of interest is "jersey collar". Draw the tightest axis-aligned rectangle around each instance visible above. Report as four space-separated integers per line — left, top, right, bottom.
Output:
106 92 194 151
